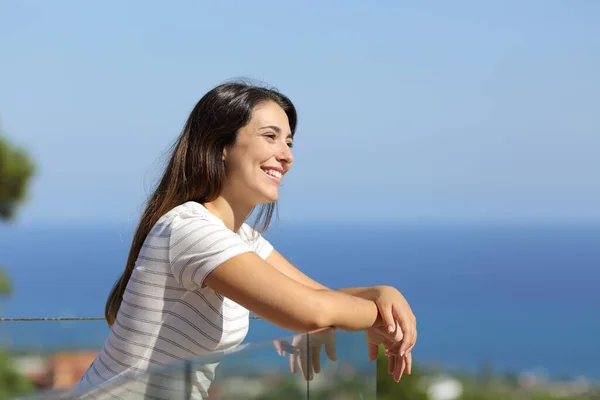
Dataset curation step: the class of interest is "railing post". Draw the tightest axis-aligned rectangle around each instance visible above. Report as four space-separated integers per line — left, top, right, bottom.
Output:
184 359 192 400
306 332 310 400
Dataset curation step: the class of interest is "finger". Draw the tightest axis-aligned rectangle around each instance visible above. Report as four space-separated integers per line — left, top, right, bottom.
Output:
376 301 396 335
325 338 337 361
311 346 321 373
388 354 395 375
393 321 404 343
273 341 283 356
394 353 405 382
367 344 379 362
278 340 296 356
393 353 401 381
290 353 297 374
302 344 314 381
407 328 418 354
400 354 407 381
297 354 306 380
299 354 312 381
393 306 414 356
406 352 412 375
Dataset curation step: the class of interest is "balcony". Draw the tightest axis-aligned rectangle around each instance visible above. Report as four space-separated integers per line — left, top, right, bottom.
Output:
2 317 379 399
3 316 600 399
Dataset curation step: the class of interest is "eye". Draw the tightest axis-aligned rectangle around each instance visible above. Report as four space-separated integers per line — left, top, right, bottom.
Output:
287 141 294 148
264 133 276 141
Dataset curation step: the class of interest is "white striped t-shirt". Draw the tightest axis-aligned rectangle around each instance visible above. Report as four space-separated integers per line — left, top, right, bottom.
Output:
73 201 273 399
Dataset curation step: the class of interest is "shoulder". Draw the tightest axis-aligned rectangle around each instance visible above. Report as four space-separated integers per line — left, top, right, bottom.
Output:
172 201 215 221
144 201 223 240
237 223 261 244
237 223 273 260
162 201 219 226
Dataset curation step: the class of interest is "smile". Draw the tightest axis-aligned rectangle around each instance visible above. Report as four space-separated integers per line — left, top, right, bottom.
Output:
261 167 282 182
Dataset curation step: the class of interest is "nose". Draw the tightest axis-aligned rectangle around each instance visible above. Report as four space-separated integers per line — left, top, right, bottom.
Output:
276 142 294 165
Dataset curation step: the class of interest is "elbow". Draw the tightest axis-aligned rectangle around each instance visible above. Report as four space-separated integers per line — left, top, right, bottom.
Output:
283 292 334 333
303 294 335 332
311 312 333 332
300 313 329 333
265 289 337 333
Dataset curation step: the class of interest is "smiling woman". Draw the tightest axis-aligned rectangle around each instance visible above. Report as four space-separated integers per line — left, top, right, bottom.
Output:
73 80 417 398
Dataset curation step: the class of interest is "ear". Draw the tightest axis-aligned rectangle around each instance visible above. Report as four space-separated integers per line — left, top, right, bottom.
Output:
222 148 227 161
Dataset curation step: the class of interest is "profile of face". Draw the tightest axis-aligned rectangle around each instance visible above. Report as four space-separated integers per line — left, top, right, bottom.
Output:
222 100 294 206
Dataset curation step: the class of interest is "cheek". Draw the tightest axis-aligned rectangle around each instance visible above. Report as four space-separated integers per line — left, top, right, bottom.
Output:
224 143 269 180
225 156 260 182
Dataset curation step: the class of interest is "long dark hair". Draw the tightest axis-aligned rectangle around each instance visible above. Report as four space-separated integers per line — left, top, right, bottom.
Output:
105 81 297 325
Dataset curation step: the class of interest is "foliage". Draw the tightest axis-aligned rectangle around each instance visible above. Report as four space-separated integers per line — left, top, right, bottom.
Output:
0 134 35 221
0 132 36 397
0 272 10 297
0 133 35 296
252 377 305 400
0 349 34 399
0 349 33 400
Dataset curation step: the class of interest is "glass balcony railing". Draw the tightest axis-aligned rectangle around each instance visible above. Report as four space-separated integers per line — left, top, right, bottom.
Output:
4 317 598 399
15 329 374 400
1 318 376 399
0 317 109 352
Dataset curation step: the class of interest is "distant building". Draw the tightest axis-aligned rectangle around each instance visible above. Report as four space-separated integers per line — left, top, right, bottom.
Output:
16 350 98 390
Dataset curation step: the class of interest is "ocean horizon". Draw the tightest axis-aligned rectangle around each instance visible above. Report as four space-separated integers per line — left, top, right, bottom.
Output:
1 221 599 379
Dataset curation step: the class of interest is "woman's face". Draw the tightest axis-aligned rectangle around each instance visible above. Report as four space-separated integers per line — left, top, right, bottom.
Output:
222 100 294 206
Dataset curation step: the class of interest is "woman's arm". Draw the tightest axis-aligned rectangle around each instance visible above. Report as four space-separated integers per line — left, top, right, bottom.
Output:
266 249 377 297
204 251 383 333
266 248 416 352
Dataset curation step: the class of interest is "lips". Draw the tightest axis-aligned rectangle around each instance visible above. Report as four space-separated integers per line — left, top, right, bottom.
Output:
261 167 283 181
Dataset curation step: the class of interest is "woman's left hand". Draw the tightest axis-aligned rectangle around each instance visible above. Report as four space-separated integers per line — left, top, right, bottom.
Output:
368 285 417 357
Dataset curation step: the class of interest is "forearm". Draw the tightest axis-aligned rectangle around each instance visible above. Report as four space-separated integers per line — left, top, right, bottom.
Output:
316 289 381 332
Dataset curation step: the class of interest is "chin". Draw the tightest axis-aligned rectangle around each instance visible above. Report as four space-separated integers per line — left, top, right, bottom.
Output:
260 194 279 204
255 190 279 204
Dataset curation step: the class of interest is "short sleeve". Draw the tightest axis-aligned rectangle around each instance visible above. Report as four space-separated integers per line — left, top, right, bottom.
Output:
168 215 254 290
237 223 274 260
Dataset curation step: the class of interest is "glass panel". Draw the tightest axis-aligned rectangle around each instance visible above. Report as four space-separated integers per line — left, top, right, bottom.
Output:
246 314 295 342
208 333 309 400
12 326 378 399
305 329 376 400
0 319 109 351
0 319 108 398
18 331 310 399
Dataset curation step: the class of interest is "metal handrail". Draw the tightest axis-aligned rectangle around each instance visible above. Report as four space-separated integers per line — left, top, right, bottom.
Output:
0 316 262 322
0 317 105 322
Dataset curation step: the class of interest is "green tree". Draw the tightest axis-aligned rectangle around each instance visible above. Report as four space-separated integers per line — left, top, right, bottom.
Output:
0 132 36 399
0 350 34 399
0 133 35 296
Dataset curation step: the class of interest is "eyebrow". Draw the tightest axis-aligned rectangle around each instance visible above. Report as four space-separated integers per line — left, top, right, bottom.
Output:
259 125 293 139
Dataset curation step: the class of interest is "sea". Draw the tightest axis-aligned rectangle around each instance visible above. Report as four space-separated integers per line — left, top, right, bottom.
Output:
1 221 598 380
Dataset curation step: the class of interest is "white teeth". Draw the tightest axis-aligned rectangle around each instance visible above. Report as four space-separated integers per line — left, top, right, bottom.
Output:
264 169 282 179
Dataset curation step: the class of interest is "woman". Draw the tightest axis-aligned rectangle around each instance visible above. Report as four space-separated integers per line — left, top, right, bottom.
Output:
74 81 417 398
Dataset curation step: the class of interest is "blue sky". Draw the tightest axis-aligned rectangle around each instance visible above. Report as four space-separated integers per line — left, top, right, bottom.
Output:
1 1 598 225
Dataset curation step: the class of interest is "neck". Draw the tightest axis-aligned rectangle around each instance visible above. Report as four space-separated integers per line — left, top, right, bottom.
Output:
203 192 253 232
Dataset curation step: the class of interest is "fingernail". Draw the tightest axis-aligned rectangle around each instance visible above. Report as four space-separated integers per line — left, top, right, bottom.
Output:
400 351 405 357
388 326 394 333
